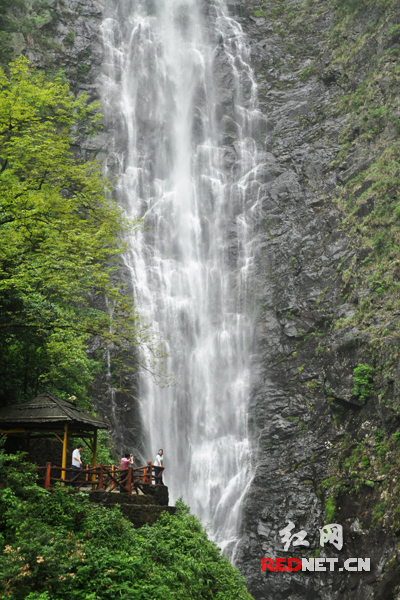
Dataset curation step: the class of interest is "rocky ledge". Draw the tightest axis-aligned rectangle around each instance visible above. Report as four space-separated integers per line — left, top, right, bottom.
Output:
89 486 176 528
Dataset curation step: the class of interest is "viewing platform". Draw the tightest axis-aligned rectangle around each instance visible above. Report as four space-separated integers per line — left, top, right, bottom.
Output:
36 461 165 492
35 462 176 528
0 394 175 528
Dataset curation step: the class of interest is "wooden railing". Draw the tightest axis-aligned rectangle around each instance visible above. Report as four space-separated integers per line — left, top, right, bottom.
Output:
36 461 165 494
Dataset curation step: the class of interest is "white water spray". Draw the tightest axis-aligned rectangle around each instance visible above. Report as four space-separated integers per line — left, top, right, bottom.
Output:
100 0 264 555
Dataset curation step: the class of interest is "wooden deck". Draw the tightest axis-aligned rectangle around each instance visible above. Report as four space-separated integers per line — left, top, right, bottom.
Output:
36 461 165 494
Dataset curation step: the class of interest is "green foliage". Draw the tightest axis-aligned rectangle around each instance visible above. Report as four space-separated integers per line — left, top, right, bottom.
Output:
312 547 321 559
374 429 389 460
361 455 370 469
175 497 191 516
0 0 81 68
0 0 26 65
0 58 166 407
342 439 365 471
352 363 373 404
0 452 253 600
329 0 400 335
325 497 336 523
94 430 114 465
341 144 400 291
77 63 90 80
284 309 296 320
320 426 400 533
63 31 75 47
373 501 386 525
334 0 366 13
298 64 314 81
305 378 318 389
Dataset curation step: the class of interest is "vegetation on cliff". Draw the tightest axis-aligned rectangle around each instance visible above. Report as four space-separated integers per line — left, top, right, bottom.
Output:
319 427 400 531
237 0 400 594
0 58 160 410
0 0 80 72
271 0 400 539
298 0 400 536
0 450 253 600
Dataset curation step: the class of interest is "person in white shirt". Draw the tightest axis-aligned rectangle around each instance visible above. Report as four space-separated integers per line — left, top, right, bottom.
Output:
153 449 163 485
71 443 83 488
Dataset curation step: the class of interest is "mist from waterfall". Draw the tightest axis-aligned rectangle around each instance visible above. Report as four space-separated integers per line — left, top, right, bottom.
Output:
100 0 264 556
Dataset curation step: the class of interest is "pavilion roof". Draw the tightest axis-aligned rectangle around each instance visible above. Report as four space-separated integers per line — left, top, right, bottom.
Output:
0 392 107 431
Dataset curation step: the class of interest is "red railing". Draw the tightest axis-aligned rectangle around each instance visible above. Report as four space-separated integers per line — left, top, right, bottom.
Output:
36 461 164 494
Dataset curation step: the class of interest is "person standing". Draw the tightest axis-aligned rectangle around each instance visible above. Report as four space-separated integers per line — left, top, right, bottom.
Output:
153 449 163 485
120 452 133 469
120 452 133 492
71 443 83 488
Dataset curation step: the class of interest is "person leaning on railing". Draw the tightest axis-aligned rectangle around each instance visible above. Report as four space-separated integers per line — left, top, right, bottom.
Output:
120 452 133 492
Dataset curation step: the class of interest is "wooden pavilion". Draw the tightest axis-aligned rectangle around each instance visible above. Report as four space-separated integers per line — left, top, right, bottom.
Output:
0 392 108 481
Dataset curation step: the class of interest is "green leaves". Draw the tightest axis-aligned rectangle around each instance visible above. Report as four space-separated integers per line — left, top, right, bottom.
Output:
0 452 253 600
0 58 168 407
0 57 121 301
352 363 374 404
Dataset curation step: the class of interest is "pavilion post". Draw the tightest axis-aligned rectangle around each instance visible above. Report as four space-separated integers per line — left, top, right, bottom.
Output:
61 422 68 486
45 462 51 489
91 429 97 486
98 464 104 489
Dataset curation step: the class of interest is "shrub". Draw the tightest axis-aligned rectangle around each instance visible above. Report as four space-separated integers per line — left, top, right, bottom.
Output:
372 502 386 525
299 64 314 81
63 31 75 47
0 452 253 600
325 497 336 523
352 363 374 404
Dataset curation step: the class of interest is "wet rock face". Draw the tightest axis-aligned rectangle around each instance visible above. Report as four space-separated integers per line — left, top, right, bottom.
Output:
232 2 400 599
23 0 103 99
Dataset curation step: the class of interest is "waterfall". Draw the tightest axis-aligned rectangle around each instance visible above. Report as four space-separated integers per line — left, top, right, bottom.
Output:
100 0 265 556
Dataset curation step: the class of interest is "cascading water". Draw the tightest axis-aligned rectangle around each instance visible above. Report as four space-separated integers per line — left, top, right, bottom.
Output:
100 0 265 556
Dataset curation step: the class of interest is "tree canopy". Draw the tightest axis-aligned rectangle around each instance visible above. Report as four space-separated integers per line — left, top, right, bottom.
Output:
0 57 152 408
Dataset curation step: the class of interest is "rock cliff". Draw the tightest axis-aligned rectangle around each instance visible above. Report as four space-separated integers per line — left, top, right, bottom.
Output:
233 0 400 598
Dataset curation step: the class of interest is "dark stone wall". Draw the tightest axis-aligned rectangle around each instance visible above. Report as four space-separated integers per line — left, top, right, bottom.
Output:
89 488 176 528
89 485 169 506
231 1 400 599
